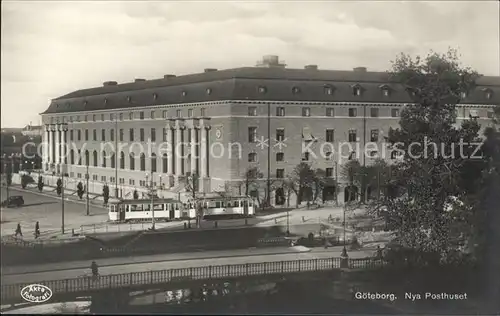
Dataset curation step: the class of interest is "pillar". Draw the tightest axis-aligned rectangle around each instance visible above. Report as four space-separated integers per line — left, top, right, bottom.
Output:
48 125 54 165
55 125 61 168
190 127 197 176
43 125 50 169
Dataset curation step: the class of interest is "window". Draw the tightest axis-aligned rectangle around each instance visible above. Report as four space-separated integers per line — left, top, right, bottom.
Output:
151 153 157 172
248 127 257 143
110 129 114 141
93 151 98 167
119 113 123 121
302 152 310 161
102 151 107 167
302 107 310 117
348 108 357 117
368 150 378 158
486 91 492 99
324 86 334 95
276 129 285 142
129 179 135 185
391 109 400 117
348 130 357 142
84 115 88 122
140 153 146 171
391 151 402 159
78 130 82 141
101 114 105 121
487 111 494 118
326 129 334 142
276 152 284 162
76 116 80 122
326 108 335 117
206 88 212 95
77 173 81 178
176 109 182 118
248 106 257 116
182 91 187 96
370 130 379 142
101 129 106 141
140 128 145 141
92 114 96 122
129 129 135 141
110 177 115 184
460 92 467 99
162 128 168 141
110 153 115 168
353 87 361 96
370 108 379 118
258 86 267 94
120 152 125 169
129 112 133 120
101 176 106 182
188 109 193 117
276 107 285 117
325 152 333 160
276 169 285 178
162 110 168 119
119 178 125 184
292 87 300 94
93 129 97 141
383 89 390 97
200 108 206 116
119 129 124 141
469 110 479 119
162 154 168 173
326 168 333 177
151 128 156 142
70 150 75 164
139 112 144 120
248 152 257 162
70 130 74 141
92 175 98 181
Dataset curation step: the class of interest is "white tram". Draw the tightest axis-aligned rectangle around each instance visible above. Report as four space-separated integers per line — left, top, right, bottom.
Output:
108 198 194 223
191 196 256 218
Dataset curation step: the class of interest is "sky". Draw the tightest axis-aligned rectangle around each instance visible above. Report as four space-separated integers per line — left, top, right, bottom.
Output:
1 0 499 128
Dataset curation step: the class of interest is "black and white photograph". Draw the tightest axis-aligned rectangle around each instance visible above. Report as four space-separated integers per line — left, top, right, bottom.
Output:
1 1 499 314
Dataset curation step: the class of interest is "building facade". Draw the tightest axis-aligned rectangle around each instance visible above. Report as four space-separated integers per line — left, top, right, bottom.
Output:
39 55 500 205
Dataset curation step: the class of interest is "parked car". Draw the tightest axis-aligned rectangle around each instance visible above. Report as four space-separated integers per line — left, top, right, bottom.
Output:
1 196 25 208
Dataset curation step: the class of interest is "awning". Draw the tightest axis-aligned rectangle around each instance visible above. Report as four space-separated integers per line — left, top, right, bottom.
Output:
302 127 315 141
469 110 479 118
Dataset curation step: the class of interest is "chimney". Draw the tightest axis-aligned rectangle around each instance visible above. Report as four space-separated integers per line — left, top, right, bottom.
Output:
103 81 118 86
164 74 176 79
304 65 318 70
256 55 286 68
353 67 367 72
134 78 146 83
204 68 218 73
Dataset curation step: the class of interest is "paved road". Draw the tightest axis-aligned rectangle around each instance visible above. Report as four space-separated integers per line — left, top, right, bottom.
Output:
1 187 107 238
1 247 374 285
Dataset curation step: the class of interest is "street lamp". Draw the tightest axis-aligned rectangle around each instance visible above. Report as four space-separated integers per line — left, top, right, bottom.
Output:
61 123 68 234
145 172 156 230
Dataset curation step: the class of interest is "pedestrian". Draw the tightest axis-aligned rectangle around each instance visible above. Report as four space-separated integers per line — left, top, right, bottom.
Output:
15 223 23 237
35 221 40 239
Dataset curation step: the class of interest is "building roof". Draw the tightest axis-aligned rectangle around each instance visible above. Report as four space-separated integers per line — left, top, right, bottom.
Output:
42 65 500 115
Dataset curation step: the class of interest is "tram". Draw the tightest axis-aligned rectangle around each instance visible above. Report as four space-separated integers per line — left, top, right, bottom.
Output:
188 196 256 218
108 198 194 223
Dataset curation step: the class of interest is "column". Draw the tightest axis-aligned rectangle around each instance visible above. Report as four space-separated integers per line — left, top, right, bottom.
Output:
48 125 54 164
61 125 67 165
170 126 177 176
43 125 50 168
55 125 61 172
190 127 197 176
176 128 183 176
200 127 207 178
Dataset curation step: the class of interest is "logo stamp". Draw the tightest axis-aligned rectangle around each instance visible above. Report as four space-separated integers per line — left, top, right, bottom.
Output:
20 284 53 303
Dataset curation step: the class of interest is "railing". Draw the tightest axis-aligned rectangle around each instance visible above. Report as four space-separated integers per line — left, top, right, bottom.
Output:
1 257 385 303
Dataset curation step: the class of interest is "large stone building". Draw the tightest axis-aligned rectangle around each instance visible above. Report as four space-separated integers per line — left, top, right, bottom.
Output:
39 55 500 205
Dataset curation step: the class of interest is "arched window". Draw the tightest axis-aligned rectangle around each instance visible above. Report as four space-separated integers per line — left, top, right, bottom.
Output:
162 153 168 173
140 153 146 171
78 150 82 165
102 151 107 167
70 150 75 165
92 151 98 167
110 153 115 168
85 150 90 166
151 153 157 172
120 152 125 169
129 153 135 170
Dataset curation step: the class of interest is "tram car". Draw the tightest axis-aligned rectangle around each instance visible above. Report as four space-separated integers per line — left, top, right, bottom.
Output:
189 196 256 219
108 198 194 223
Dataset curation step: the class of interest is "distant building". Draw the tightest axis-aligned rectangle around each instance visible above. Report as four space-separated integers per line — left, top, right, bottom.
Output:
21 124 43 138
39 55 500 205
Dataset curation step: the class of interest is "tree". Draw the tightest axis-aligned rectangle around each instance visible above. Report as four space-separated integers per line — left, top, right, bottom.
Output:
102 184 110 205
56 178 62 196
240 167 263 196
368 48 483 262
133 189 139 200
312 168 327 203
288 163 316 207
77 182 84 200
37 175 44 192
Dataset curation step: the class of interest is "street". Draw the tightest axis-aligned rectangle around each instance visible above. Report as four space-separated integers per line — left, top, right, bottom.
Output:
0 186 108 238
1 246 375 285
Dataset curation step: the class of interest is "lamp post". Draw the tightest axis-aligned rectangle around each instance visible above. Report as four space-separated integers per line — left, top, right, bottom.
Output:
60 123 68 234
85 163 90 216
145 172 156 230
114 114 119 198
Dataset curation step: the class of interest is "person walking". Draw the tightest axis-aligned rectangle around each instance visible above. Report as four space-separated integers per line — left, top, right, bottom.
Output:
35 221 40 239
15 223 22 237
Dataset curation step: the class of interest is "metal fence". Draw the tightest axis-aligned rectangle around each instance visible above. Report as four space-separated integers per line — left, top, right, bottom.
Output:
1 257 384 303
